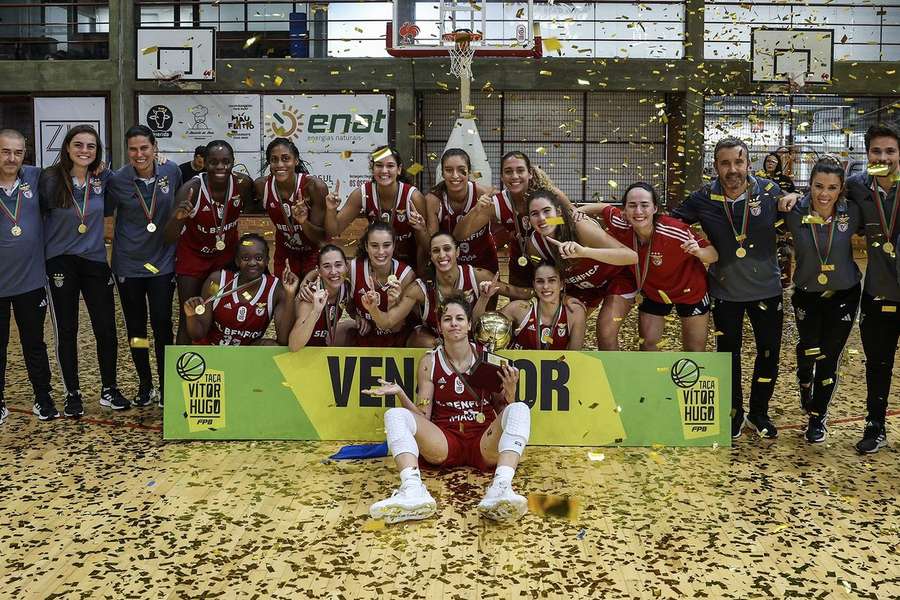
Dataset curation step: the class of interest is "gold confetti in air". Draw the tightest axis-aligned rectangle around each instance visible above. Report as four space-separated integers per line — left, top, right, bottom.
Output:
141 46 159 55
577 79 591 86
546 216 565 225
543 37 562 52
608 180 618 189
242 291 252 301
658 290 672 304
129 338 150 349
539 70 553 76
804 347 822 356
802 215 825 225
821 378 834 386
274 75 284 87
535 146 546 155
406 162 424 176
143 263 159 274
340 151 352 159
882 305 897 313
757 378 772 383
371 147 392 162
241 240 255 246
243 36 259 49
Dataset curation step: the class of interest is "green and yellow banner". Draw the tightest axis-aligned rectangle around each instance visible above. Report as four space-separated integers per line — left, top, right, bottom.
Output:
164 347 731 447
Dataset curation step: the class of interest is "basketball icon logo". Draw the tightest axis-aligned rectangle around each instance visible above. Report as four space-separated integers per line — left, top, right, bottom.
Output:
670 358 701 389
176 352 206 382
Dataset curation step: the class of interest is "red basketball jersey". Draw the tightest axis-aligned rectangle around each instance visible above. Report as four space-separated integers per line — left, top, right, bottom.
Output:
509 300 571 350
177 173 242 262
264 174 318 276
530 232 624 300
204 271 279 346
601 206 710 304
306 282 349 347
429 343 496 431
438 182 498 272
361 181 418 265
349 257 414 342
415 265 480 333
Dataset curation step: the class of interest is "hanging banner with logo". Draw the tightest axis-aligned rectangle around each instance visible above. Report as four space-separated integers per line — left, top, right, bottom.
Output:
164 347 730 447
138 94 262 176
263 94 389 195
33 96 109 168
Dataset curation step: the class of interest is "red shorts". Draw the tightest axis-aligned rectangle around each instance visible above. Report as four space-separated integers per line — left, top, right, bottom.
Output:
176 244 235 279
428 423 493 472
274 246 317 280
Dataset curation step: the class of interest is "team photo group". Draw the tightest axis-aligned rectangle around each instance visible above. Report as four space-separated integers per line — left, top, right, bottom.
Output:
1 117 899 522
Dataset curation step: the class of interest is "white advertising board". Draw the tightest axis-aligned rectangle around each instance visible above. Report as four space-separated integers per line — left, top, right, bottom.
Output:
33 97 108 168
138 94 262 154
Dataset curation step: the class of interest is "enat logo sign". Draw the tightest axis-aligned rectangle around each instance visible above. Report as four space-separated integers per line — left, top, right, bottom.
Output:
266 106 388 142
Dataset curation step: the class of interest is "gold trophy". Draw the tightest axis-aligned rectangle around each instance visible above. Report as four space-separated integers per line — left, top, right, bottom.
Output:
475 311 512 351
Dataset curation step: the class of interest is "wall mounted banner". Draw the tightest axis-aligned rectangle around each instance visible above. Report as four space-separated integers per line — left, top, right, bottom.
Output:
164 347 731 447
33 96 108 168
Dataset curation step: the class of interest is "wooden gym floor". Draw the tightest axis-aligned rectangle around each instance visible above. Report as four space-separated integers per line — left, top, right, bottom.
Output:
0 278 898 599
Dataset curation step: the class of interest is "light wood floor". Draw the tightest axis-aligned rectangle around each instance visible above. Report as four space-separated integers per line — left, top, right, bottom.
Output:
1 280 899 599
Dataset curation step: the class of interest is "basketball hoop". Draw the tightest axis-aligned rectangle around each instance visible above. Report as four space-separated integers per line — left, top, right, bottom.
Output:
443 29 481 81
152 69 188 89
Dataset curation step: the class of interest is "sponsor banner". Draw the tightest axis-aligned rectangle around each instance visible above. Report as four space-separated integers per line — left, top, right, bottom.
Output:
139 94 261 153
262 94 389 153
301 152 377 207
33 97 109 168
165 347 730 447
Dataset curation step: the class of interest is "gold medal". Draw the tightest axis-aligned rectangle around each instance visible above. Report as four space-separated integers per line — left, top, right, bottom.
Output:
817 273 828 285
146 223 157 233
517 256 528 267
884 242 895 254
77 223 87 234
194 304 206 315
735 247 747 258
541 327 552 344
474 412 486 424
10 225 21 237
215 239 226 251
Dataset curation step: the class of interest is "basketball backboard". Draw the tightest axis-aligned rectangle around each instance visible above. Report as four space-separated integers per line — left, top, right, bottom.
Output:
387 1 541 58
136 27 216 81
751 28 833 85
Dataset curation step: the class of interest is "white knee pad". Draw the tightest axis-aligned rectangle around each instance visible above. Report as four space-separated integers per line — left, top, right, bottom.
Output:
498 402 531 456
384 407 419 458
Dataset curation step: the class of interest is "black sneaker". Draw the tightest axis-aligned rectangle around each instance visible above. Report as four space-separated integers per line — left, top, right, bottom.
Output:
746 413 778 439
32 399 60 421
856 421 887 454
99 387 130 410
798 383 813 414
731 409 746 439
63 391 84 418
0 402 8 425
805 414 827 443
132 384 153 408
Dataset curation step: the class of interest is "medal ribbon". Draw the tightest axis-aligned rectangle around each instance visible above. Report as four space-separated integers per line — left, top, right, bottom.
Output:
270 174 303 231
374 182 400 225
325 283 345 345
808 210 836 269
72 179 90 226
537 299 564 350
506 190 530 265
204 173 234 240
720 185 753 247
132 178 157 226
442 344 486 419
871 180 900 244
0 185 22 227
632 231 654 292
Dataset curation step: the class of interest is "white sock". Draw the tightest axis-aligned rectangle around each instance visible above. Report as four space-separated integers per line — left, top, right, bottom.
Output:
399 466 422 486
492 465 515 488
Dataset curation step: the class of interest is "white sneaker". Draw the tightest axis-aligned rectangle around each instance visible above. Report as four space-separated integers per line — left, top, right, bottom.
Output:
477 480 528 522
0 404 8 425
370 481 437 524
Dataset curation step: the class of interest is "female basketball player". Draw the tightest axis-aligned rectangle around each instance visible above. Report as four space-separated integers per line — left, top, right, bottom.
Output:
363 232 531 348
107 124 182 407
345 221 417 346
166 139 254 344
365 293 530 524
581 183 717 352
324 146 429 271
479 260 586 350
254 137 327 278
288 244 352 349
183 234 299 346
453 151 568 287
783 159 861 443
39 124 127 416
526 188 638 349
424 149 497 273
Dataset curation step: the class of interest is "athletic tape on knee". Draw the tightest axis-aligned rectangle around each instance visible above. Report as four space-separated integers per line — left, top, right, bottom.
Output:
384 407 419 458
498 402 531 456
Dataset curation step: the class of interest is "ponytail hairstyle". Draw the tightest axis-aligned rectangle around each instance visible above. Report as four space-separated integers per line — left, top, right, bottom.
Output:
425 231 458 286
369 145 412 185
49 124 104 209
438 290 473 324
265 137 310 174
356 221 396 261
230 232 271 274
430 148 472 198
622 181 661 224
527 188 578 273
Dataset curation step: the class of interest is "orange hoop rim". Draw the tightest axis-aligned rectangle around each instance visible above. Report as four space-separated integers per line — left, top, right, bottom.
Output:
442 29 483 46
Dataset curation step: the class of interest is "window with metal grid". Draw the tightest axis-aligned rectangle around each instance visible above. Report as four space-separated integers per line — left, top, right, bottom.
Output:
417 90 668 203
703 95 900 189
